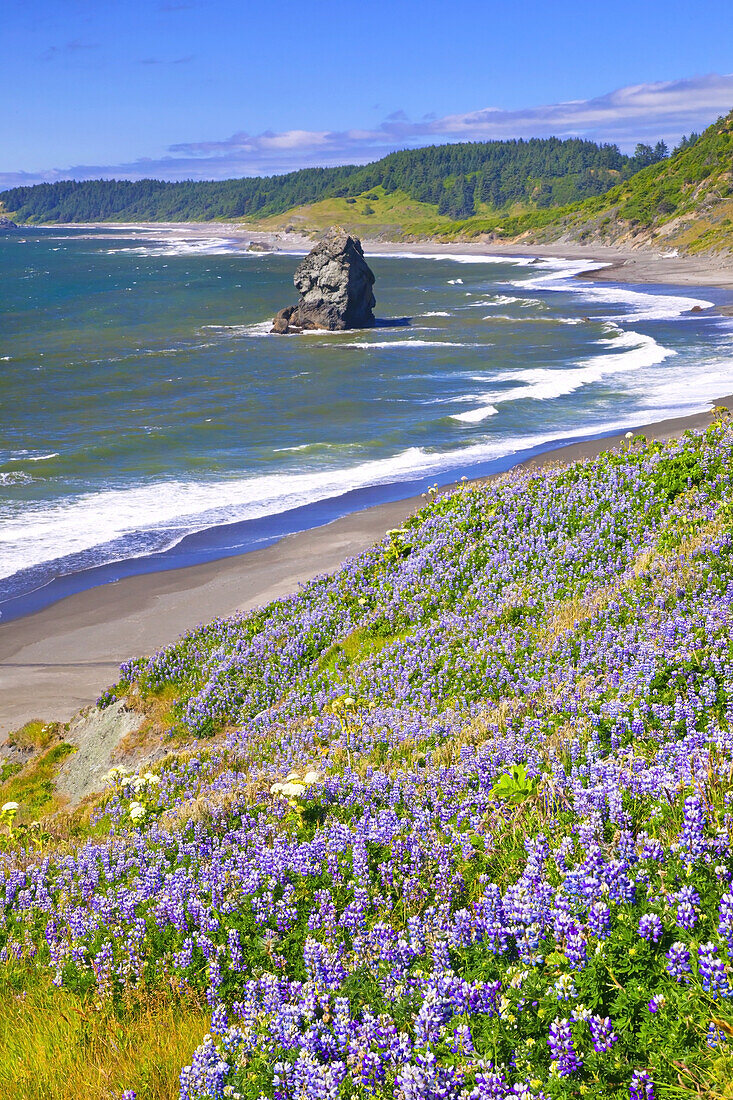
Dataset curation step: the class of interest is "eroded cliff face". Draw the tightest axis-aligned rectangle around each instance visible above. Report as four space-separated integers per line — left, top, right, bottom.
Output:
272 226 376 333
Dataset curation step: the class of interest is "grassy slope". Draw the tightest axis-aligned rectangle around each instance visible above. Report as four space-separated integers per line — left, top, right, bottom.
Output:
246 183 551 241
5 421 733 1097
247 184 456 240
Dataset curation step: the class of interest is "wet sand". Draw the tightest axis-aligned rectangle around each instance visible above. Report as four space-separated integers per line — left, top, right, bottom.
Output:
1 398 730 736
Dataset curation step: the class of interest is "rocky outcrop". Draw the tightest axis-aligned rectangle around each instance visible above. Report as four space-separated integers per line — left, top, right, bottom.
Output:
271 226 375 332
0 215 19 232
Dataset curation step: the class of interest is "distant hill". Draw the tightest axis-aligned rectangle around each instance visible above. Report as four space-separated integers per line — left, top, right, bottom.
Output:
521 110 733 252
4 122 729 255
0 137 649 225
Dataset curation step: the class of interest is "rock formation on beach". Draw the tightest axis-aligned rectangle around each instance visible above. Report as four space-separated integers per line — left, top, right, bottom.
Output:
0 215 19 231
272 226 375 333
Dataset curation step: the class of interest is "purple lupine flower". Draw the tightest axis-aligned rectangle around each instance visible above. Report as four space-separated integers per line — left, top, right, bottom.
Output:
587 901 611 939
707 1021 728 1048
678 796 707 862
698 942 733 998
638 913 663 943
466 1064 509 1100
449 1023 474 1055
395 1049 463 1100
589 1014 619 1052
665 941 692 982
210 1004 228 1036
548 1018 583 1076
630 1069 655 1100
673 886 700 931
719 892 733 949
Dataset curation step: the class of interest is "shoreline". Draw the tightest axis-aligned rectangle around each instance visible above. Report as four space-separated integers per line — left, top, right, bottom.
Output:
44 221 733 292
1 396 731 736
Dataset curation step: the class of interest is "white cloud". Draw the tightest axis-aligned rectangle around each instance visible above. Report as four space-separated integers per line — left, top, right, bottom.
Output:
2 72 732 188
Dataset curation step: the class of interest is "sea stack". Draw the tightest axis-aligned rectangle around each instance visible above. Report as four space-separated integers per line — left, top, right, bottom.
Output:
272 226 376 333
0 215 19 232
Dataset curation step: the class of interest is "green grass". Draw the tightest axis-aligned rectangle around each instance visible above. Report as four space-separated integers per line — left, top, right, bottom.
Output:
247 184 458 239
7 718 64 752
0 742 76 821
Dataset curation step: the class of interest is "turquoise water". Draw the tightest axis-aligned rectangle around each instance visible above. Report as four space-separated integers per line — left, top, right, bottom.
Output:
1 227 732 619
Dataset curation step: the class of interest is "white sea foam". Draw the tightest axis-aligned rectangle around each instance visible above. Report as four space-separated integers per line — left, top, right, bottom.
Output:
375 252 555 268
3 332 731 589
0 472 32 487
3 449 60 463
337 339 473 349
447 278 464 284
512 261 713 320
12 346 725 588
0 449 444 581
203 322 455 342
273 444 318 453
479 294 546 308
106 237 245 258
0 431 624 581
421 311 451 317
451 329 674 423
581 284 713 321
271 441 358 454
208 320 274 338
451 405 499 423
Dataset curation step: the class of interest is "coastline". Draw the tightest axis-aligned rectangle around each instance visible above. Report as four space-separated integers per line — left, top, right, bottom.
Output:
1 396 730 736
60 220 733 292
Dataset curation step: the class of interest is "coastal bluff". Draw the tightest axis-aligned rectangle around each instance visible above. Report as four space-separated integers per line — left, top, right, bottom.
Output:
272 226 376 333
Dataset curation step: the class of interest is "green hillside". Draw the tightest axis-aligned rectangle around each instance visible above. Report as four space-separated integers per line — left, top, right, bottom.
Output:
2 117 731 253
513 110 733 252
268 114 733 253
0 136 645 225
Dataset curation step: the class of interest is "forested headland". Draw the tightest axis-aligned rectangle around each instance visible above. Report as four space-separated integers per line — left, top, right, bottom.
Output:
0 136 669 224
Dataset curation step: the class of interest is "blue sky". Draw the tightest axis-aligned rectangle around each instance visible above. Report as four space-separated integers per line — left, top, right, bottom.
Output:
3 0 733 187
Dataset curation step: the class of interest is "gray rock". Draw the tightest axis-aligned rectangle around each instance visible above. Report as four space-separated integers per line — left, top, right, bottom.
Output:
54 699 145 806
272 226 375 333
0 215 19 232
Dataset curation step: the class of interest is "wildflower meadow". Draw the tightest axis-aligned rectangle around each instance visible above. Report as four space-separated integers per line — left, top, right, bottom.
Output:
4 420 733 1099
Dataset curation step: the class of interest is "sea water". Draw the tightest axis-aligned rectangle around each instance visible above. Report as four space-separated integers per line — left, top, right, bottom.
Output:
1 227 732 620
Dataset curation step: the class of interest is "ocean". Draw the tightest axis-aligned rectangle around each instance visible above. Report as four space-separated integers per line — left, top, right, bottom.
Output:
2 227 732 622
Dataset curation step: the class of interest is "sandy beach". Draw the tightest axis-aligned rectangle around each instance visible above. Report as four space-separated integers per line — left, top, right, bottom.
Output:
1 395 730 736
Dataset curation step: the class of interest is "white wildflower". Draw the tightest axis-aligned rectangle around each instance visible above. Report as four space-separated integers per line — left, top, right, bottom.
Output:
280 782 306 797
